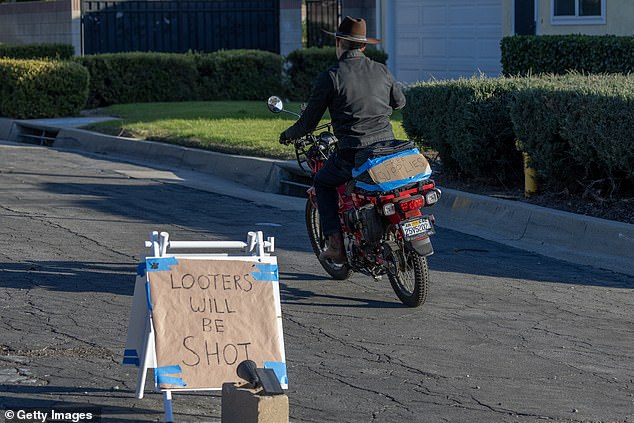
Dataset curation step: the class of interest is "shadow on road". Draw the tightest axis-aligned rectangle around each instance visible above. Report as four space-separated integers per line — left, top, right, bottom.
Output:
429 227 634 289
4 175 629 297
279 274 405 309
0 261 136 295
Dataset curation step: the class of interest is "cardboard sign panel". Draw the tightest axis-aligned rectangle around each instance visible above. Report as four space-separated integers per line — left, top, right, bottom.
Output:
145 257 286 390
366 153 431 184
352 149 433 192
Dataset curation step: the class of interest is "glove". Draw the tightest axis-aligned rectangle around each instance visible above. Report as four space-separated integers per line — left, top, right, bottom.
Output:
279 130 291 145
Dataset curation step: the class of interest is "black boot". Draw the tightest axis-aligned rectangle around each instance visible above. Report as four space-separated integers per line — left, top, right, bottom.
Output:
319 232 346 264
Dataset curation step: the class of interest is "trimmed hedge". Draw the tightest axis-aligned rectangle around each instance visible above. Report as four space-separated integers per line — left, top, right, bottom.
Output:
195 50 284 101
77 52 200 107
510 74 634 194
0 43 74 60
78 50 284 107
402 81 458 174
403 77 525 186
501 35 634 76
0 58 89 119
286 46 388 100
403 74 634 196
77 48 387 106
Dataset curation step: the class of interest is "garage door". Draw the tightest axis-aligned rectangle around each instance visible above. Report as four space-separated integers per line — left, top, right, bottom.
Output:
388 0 502 83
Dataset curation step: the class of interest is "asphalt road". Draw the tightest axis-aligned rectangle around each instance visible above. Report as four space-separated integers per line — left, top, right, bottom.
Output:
1 141 633 423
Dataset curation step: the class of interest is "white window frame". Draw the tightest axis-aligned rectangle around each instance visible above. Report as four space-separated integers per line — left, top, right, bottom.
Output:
551 0 606 25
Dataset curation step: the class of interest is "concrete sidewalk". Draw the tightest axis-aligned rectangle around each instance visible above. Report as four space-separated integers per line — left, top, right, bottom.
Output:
1 117 632 276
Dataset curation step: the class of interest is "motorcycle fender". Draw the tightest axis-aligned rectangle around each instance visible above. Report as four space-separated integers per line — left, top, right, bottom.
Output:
407 236 434 257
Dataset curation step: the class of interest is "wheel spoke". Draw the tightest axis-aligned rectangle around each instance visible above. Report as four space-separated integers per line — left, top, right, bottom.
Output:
305 200 352 280
386 239 429 307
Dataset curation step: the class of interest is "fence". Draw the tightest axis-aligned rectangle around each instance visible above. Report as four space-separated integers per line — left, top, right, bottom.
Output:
82 0 280 54
305 0 340 47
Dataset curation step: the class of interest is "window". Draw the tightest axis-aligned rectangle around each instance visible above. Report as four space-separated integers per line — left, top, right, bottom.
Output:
552 0 605 24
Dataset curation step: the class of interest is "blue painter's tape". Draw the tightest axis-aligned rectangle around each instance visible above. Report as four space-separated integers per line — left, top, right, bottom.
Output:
352 148 422 177
251 264 278 282
123 348 138 365
254 263 277 273
155 364 187 387
264 361 288 385
157 376 187 387
155 365 182 376
354 170 432 192
137 261 146 277
145 257 179 272
145 281 153 312
250 271 277 281
123 349 139 366
122 356 139 366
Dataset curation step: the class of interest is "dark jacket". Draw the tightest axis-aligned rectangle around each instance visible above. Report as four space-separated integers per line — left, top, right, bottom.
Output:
284 50 406 151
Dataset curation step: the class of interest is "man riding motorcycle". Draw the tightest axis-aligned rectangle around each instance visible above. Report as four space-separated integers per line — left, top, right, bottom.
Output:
280 16 406 264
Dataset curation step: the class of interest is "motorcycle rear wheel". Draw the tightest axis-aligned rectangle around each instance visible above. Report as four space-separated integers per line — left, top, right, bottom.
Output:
385 241 429 307
305 200 353 280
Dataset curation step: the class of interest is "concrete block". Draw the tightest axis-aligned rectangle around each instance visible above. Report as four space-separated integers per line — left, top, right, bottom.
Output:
221 382 288 423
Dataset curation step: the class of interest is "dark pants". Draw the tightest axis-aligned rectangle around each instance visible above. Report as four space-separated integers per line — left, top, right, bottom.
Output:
313 150 356 236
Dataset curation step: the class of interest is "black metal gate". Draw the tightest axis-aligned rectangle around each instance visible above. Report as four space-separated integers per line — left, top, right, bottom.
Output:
82 0 280 55
305 0 341 48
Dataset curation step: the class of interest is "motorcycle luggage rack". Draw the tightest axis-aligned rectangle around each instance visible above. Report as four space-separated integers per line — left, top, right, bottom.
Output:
353 179 435 202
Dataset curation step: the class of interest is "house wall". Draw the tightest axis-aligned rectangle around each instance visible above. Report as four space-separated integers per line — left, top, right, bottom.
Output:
280 0 303 56
378 0 503 82
342 0 378 39
0 0 81 55
502 1 513 36
537 0 634 35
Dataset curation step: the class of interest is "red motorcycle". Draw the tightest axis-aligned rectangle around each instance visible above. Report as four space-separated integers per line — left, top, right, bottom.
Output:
268 96 441 307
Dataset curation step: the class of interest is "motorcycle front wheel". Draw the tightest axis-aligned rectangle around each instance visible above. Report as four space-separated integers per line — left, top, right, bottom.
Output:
384 239 430 307
305 200 352 280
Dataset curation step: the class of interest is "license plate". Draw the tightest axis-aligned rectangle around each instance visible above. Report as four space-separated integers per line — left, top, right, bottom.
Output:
400 217 434 240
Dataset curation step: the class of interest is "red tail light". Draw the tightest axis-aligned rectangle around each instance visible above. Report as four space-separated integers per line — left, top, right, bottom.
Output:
398 196 424 212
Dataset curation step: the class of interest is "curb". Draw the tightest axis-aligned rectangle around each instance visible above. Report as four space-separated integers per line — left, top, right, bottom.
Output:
436 189 634 276
2 117 632 276
54 126 291 194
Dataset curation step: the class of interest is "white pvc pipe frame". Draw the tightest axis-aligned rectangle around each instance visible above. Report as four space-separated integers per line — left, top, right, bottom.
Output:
145 230 275 258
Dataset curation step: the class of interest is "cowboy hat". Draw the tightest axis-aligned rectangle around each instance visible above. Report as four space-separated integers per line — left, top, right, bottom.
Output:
322 16 381 44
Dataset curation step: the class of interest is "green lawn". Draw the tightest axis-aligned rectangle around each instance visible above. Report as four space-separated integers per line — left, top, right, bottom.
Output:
93 101 407 160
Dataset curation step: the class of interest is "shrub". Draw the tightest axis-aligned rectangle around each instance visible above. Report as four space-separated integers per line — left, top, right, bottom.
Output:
77 52 199 107
195 50 284 101
0 58 89 118
404 74 634 195
403 78 524 186
510 74 634 195
402 81 459 174
285 46 388 100
508 77 573 189
446 78 524 185
501 35 634 76
0 43 74 60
